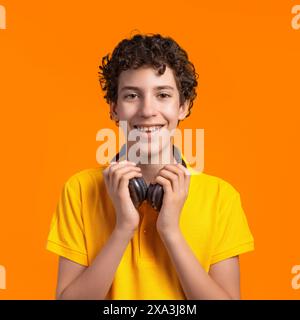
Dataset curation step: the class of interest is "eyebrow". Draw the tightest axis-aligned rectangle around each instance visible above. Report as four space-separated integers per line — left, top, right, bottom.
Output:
120 85 175 92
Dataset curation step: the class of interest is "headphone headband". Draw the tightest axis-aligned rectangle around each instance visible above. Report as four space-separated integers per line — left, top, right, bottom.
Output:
111 144 187 168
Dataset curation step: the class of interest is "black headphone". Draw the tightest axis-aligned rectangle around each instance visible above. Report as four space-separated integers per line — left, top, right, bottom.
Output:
112 145 187 212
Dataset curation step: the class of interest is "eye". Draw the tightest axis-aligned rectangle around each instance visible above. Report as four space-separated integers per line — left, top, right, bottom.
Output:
124 93 138 100
158 93 171 99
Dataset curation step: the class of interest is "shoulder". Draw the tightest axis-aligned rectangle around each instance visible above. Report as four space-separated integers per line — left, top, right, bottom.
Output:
63 166 108 191
190 171 240 198
188 171 243 213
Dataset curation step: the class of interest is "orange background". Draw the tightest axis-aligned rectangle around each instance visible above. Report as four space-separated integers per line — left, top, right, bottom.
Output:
0 0 299 299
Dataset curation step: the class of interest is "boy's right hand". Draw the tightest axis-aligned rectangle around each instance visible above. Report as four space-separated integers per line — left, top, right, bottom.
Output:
103 160 142 233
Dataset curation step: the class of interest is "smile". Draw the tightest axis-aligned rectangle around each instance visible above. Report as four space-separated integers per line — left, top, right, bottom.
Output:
133 125 165 133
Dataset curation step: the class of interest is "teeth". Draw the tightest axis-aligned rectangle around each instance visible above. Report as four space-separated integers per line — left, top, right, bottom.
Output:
134 125 163 133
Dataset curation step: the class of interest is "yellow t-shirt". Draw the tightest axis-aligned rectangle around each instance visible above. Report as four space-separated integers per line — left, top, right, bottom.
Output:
46 160 254 300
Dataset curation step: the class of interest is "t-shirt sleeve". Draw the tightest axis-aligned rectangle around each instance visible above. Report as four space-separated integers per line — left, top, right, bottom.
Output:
46 176 88 266
210 187 254 265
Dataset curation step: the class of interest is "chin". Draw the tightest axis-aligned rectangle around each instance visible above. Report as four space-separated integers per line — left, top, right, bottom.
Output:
139 141 172 165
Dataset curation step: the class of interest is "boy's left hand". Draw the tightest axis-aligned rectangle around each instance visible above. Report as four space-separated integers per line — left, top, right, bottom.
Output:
154 163 191 235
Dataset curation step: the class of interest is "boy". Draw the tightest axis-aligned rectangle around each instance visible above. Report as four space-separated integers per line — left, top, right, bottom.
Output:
46 33 254 300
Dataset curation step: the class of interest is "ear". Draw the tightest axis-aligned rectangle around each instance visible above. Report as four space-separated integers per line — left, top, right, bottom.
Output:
109 102 118 121
178 100 190 121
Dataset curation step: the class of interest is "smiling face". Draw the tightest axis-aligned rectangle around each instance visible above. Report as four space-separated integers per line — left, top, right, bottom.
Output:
110 65 189 163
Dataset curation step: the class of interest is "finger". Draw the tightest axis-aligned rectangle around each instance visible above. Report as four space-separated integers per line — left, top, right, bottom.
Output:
157 169 179 192
103 161 117 174
175 163 191 195
118 170 143 192
175 163 190 176
155 175 173 194
110 160 136 169
112 166 141 191
108 160 136 184
110 162 139 189
162 164 185 191
103 162 116 186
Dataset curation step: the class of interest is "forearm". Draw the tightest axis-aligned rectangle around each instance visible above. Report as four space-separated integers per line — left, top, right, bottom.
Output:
58 227 134 300
159 230 233 300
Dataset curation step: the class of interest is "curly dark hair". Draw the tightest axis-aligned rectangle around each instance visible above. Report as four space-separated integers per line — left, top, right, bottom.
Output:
98 33 199 123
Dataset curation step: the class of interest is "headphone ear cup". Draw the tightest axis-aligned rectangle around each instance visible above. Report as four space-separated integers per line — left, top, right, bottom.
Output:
128 177 148 208
147 183 164 212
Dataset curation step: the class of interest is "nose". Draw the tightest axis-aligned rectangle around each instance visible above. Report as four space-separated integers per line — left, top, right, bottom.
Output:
139 94 158 118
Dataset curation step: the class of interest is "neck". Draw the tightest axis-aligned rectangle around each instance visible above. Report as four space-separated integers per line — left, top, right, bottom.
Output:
126 143 177 185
